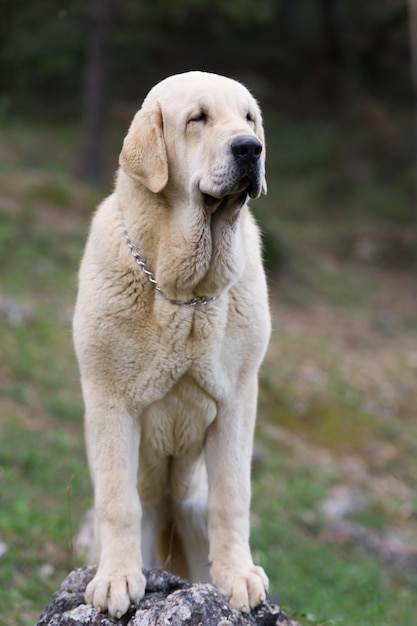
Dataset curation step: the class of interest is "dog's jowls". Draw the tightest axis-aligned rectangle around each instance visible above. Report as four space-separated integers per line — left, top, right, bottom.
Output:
73 71 271 619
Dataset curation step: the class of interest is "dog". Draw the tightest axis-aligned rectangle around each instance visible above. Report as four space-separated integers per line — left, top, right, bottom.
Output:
73 71 271 619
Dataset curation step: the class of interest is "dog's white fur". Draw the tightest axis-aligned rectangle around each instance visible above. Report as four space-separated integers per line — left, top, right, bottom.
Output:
73 71 271 619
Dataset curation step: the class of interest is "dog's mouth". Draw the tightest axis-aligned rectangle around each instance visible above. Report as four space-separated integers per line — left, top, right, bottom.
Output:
203 192 247 215
203 193 220 208
202 177 257 214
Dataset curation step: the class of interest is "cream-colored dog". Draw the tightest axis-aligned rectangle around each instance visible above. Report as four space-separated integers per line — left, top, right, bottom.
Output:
73 71 271 619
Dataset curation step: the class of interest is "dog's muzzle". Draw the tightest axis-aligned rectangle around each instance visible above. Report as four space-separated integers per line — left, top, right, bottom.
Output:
231 136 262 166
202 136 263 211
230 135 263 199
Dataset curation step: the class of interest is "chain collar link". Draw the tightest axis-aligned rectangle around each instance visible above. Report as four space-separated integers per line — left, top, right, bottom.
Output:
120 211 219 307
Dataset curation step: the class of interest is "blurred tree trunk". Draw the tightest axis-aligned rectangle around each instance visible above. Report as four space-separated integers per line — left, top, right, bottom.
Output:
80 0 113 180
409 0 417 293
410 0 417 120
318 0 344 64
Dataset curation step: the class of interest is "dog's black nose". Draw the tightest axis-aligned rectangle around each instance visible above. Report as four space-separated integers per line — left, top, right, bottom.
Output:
231 137 262 163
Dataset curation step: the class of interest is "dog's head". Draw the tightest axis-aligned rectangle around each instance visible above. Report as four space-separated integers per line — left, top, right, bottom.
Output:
119 71 267 214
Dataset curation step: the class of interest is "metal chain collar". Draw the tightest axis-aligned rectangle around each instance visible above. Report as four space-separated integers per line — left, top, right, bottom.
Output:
120 211 219 307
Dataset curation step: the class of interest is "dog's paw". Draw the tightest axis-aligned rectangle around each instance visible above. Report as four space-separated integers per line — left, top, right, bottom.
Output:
85 569 146 618
214 565 269 613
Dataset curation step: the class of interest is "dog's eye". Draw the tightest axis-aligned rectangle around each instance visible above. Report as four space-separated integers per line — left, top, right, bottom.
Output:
246 112 255 124
188 111 209 124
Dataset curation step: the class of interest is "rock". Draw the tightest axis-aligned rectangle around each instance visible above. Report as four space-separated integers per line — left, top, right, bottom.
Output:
321 486 369 521
321 486 417 579
73 510 95 561
36 567 302 626
0 540 8 558
0 297 32 325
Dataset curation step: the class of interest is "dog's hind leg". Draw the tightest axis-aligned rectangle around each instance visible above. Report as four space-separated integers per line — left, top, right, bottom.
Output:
148 489 210 583
173 487 210 583
142 497 193 581
157 517 191 580
141 501 162 569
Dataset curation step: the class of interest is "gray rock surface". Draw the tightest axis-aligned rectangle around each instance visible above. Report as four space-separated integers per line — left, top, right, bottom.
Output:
36 567 302 626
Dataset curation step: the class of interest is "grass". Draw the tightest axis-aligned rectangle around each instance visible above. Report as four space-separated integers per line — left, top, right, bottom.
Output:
251 433 417 626
0 110 416 625
0 123 96 623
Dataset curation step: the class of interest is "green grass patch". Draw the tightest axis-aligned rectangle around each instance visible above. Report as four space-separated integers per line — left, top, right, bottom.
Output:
251 442 417 626
0 424 89 626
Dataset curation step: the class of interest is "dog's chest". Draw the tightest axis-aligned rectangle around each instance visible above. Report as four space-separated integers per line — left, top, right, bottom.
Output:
127 303 230 402
140 373 216 456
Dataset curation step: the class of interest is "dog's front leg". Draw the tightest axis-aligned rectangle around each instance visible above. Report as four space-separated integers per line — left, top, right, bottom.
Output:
84 399 146 618
205 380 268 613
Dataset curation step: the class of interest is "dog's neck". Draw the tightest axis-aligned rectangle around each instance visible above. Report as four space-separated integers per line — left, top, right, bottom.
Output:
120 209 219 307
117 171 247 304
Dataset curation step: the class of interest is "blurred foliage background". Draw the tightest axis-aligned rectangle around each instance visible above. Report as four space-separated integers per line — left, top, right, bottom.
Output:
1 1 417 625
0 0 412 113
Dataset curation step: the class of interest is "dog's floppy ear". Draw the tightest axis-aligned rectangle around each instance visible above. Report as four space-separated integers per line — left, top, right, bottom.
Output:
119 104 168 193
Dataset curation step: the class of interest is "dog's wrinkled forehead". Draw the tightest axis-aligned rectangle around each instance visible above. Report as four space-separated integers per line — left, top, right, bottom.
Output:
142 71 259 118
